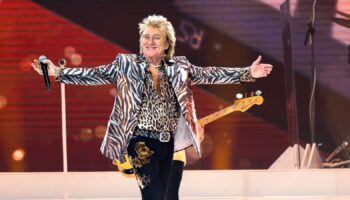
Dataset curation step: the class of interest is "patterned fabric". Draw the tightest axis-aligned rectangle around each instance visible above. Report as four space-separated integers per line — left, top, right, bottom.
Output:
137 63 180 132
135 173 151 189
133 128 172 142
131 141 154 168
240 67 256 82
56 53 255 160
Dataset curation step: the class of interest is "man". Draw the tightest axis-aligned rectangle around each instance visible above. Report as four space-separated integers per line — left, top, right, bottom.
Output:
32 15 272 200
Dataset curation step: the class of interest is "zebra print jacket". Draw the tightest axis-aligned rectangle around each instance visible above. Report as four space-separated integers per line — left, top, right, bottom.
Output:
56 53 255 160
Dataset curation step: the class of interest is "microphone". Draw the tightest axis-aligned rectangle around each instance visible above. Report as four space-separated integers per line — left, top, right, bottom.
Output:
38 55 51 91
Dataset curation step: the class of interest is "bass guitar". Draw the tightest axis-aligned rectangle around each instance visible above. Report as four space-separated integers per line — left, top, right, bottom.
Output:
115 94 264 177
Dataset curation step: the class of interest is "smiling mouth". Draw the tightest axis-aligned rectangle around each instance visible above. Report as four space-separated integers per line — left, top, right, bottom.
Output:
145 46 157 50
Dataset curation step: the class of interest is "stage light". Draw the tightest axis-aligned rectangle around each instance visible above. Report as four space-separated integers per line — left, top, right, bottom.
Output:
71 53 82 66
238 158 251 169
19 55 36 71
222 132 227 137
95 125 106 139
212 131 235 169
79 128 93 142
0 96 8 109
213 43 222 51
64 46 76 58
12 148 26 161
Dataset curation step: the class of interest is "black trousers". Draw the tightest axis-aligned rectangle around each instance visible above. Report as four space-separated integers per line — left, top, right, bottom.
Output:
166 160 185 200
127 132 174 200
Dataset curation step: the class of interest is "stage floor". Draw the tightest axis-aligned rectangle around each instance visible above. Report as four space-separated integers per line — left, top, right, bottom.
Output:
10 198 350 200
1 169 349 200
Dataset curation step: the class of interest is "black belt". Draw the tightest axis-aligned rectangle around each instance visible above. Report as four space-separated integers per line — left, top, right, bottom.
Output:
133 128 172 142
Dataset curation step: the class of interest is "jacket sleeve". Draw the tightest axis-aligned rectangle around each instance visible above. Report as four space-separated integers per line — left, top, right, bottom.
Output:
186 59 256 85
55 54 121 85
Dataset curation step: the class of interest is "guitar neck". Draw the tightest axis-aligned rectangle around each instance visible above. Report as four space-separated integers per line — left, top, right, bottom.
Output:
198 104 237 126
197 96 263 126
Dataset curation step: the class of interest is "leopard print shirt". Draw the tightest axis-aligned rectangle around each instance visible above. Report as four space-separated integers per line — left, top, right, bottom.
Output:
137 64 180 132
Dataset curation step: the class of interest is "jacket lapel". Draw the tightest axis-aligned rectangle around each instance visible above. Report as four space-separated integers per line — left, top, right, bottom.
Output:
165 58 189 121
133 54 148 82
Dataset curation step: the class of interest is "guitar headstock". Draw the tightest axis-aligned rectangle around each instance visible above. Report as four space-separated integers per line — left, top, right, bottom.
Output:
233 95 264 112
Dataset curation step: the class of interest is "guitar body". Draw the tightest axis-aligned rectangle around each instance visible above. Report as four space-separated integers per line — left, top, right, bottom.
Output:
113 154 135 177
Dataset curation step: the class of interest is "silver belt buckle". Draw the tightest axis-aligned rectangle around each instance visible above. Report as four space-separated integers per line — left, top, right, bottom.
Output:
159 132 171 142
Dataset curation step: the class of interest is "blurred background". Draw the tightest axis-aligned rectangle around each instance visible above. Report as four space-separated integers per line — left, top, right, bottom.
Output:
0 0 349 172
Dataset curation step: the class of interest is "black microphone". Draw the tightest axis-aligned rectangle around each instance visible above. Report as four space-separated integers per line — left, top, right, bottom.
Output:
38 55 51 91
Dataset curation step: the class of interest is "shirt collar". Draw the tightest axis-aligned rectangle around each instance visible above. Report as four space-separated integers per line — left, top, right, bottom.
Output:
134 53 175 65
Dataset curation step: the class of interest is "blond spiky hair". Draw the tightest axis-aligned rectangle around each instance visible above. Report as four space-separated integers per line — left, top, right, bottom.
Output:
139 15 176 60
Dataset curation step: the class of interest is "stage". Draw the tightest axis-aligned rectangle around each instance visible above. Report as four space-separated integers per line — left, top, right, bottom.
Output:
1 169 349 200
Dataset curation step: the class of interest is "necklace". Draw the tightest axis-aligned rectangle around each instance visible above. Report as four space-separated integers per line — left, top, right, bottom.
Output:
149 63 161 68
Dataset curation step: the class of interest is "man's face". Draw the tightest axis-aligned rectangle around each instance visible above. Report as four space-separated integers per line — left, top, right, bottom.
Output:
141 26 169 60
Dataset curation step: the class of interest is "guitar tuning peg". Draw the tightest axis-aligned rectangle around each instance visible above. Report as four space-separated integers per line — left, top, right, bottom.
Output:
236 93 243 99
255 90 262 96
250 91 254 97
